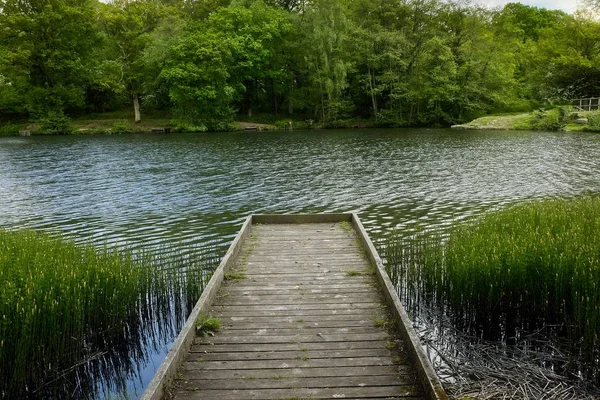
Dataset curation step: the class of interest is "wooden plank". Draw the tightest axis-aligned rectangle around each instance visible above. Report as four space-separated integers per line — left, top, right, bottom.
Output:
190 340 398 353
176 375 411 389
178 365 416 379
189 348 398 360
173 386 422 400
215 293 382 304
226 277 371 283
216 326 387 337
199 332 390 344
217 314 383 325
252 214 351 224
221 284 374 292
211 303 382 311
184 356 399 370
217 319 381 330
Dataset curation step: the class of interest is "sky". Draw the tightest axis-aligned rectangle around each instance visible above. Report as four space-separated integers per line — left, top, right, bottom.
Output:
475 0 581 13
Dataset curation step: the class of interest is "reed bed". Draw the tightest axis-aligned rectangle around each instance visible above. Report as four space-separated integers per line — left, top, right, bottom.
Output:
0 229 219 398
385 196 600 385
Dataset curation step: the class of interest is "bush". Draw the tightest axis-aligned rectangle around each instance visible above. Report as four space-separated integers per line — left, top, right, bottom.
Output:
111 119 133 134
529 108 566 131
37 112 74 135
0 122 21 136
587 112 600 132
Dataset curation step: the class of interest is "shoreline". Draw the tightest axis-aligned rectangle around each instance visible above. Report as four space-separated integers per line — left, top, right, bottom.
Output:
2 109 599 136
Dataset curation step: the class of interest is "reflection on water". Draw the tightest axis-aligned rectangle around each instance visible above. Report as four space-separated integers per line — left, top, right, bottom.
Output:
1 128 600 397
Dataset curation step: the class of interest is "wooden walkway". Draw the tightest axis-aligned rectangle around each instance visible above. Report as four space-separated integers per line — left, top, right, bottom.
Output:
143 215 447 400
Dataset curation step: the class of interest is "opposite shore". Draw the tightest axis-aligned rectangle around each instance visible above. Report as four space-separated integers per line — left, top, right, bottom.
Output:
1 107 599 136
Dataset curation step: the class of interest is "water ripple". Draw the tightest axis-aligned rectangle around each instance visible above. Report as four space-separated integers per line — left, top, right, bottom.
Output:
2 129 600 251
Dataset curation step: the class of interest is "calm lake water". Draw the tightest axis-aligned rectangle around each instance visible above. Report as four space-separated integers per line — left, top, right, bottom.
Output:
1 128 600 397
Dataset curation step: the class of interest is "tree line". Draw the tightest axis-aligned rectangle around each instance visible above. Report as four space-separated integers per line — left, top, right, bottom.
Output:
0 0 598 130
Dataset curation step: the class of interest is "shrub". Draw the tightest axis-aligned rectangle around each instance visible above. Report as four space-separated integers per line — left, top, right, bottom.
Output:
587 112 600 132
0 122 20 136
111 119 132 134
37 112 74 135
529 108 567 131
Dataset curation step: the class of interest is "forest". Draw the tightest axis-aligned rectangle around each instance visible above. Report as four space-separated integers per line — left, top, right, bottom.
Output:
0 0 599 131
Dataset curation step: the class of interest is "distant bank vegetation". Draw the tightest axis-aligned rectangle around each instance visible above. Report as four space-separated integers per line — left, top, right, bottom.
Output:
0 0 599 132
453 108 600 132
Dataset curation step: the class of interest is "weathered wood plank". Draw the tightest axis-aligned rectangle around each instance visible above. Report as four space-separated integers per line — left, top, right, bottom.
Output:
178 365 416 380
216 326 387 337
175 375 412 389
188 348 398 361
215 293 382 305
221 283 374 292
214 308 385 317
173 386 422 400
190 340 398 353
184 356 399 370
211 303 382 311
198 332 390 345
217 319 381 330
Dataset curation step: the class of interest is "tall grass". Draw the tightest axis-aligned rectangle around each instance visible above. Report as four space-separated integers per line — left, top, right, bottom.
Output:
0 229 218 398
385 196 600 382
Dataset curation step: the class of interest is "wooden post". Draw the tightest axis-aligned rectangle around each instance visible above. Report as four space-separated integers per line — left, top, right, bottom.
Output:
133 94 141 123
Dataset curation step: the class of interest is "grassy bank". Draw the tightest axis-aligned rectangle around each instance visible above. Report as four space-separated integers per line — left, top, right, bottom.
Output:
0 229 215 397
0 109 397 136
452 109 600 132
385 196 600 383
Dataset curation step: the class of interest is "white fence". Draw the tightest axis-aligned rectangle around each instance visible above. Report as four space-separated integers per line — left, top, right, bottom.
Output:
572 97 599 111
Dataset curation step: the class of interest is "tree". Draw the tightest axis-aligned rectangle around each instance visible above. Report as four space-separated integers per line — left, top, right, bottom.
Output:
162 0 292 128
0 0 100 117
300 0 354 122
535 12 600 100
99 0 167 122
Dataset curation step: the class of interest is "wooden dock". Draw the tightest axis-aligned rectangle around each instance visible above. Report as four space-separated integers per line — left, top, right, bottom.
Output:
143 214 447 400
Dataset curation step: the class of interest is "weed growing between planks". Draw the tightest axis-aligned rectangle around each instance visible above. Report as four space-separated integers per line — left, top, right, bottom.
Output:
195 313 221 336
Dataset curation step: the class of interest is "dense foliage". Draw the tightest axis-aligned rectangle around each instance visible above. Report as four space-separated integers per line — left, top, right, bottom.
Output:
386 197 600 383
0 0 598 128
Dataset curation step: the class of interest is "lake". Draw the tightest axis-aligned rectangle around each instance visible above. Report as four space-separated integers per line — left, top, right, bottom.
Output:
1 128 599 397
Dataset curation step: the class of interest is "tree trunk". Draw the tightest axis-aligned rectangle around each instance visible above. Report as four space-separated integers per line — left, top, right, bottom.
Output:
367 65 378 120
133 93 141 123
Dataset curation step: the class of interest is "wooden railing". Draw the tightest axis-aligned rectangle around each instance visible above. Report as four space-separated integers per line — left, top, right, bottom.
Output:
572 97 599 111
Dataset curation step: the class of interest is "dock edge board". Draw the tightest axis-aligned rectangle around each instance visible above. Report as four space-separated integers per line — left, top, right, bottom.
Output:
140 213 447 400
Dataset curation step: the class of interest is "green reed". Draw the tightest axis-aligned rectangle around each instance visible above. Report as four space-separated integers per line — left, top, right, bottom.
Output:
0 229 217 397
385 196 600 382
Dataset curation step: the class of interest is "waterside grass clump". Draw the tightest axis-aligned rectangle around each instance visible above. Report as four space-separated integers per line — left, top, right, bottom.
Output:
385 196 600 383
0 229 215 398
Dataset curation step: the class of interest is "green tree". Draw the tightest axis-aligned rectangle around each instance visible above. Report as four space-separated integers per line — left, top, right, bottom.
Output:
535 12 600 100
162 0 292 128
0 0 100 117
99 0 167 122
300 0 354 122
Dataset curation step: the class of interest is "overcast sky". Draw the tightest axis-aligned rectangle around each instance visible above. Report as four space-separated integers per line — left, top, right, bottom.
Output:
475 0 580 13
